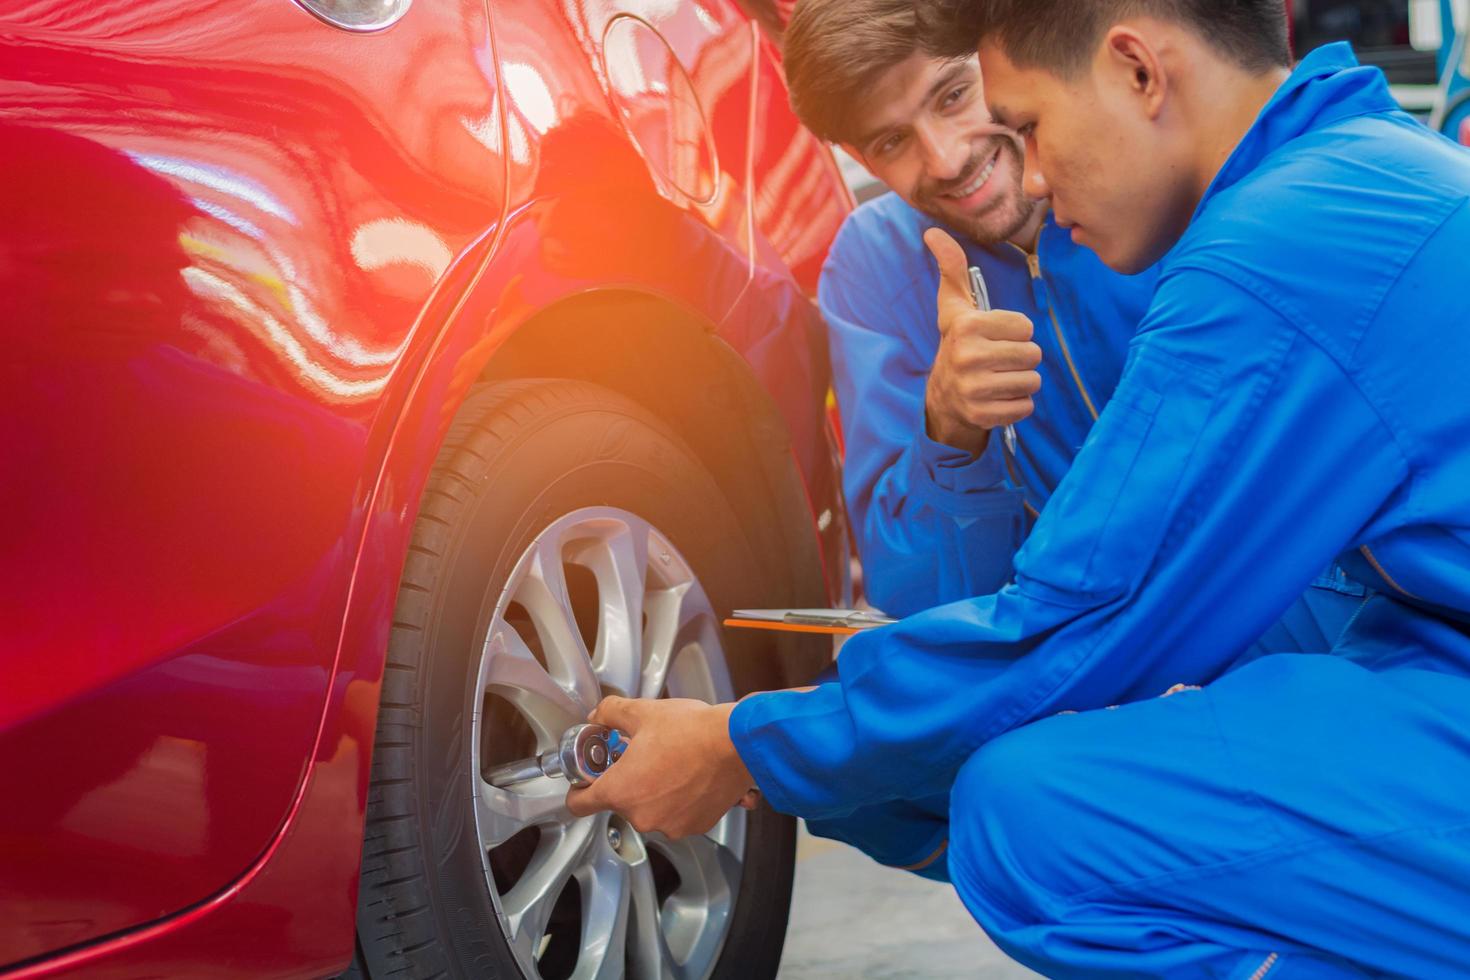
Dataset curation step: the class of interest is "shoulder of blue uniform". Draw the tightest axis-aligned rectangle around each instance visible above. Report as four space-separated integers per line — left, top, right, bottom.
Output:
830 191 929 251
1165 126 1469 359
1188 43 1399 213
823 192 936 303
1158 49 1470 361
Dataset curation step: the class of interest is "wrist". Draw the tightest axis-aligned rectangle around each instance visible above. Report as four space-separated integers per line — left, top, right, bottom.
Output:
715 702 755 788
924 407 990 458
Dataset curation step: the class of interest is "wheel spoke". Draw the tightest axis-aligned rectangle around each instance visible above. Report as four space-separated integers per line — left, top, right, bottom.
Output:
571 848 633 980
476 776 568 851
641 583 682 700
648 824 743 906
625 859 666 980
646 815 745 966
501 818 599 964
517 535 603 712
689 616 735 703
653 600 734 704
572 522 647 698
641 581 698 699
484 626 583 740
703 805 747 856
626 856 696 980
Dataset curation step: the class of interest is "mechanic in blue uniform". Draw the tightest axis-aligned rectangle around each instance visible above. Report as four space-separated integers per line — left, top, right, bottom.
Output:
570 2 1470 975
773 0 1361 881
783 0 1150 618
784 0 1359 640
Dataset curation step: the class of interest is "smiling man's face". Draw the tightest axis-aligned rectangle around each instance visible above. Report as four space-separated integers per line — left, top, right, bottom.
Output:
846 53 1041 245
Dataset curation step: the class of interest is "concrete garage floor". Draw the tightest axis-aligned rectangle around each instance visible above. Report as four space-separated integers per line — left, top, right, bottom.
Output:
777 825 1041 980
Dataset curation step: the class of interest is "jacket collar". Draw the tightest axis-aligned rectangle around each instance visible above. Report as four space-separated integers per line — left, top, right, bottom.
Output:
1193 43 1398 219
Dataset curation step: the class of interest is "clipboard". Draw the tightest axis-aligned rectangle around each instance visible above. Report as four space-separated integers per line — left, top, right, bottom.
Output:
723 608 897 637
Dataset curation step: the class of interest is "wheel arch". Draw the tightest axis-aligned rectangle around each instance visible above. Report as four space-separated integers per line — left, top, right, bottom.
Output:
162 237 841 980
477 287 835 687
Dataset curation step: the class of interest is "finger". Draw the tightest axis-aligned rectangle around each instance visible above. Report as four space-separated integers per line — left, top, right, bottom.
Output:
588 695 645 734
964 397 1036 429
565 780 609 818
923 227 977 323
951 340 1044 372
962 371 1042 402
737 789 761 810
948 310 1035 343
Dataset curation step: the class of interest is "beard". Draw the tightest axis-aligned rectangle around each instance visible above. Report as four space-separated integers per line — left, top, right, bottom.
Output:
912 136 1040 246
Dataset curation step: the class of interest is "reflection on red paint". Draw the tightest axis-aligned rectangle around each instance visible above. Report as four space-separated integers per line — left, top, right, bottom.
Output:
1 0 850 972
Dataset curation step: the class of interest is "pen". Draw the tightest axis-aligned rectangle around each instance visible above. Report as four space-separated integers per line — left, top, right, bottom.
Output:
967 266 1018 457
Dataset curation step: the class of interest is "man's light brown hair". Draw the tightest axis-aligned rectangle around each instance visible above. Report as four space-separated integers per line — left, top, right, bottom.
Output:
915 0 1291 77
784 0 948 146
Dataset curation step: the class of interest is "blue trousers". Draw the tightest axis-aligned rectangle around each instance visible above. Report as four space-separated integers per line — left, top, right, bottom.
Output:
809 596 1470 977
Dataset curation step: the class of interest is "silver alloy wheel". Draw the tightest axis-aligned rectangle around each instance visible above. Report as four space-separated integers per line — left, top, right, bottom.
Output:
471 507 746 980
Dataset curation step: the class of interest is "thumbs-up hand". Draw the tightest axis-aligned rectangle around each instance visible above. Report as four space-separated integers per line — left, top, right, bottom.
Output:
923 227 1043 457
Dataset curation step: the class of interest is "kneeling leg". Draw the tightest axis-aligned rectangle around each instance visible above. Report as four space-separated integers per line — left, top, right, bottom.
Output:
948 654 1470 979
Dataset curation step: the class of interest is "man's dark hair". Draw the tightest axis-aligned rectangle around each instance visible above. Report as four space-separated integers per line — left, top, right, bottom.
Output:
916 0 1292 76
784 0 939 145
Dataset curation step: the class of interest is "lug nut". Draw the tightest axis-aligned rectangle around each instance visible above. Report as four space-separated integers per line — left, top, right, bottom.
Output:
607 826 623 851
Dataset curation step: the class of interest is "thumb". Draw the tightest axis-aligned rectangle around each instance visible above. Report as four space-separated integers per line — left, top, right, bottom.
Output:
589 695 645 735
924 227 975 323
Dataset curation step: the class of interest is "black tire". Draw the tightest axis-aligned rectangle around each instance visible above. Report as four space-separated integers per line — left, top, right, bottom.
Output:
348 379 797 980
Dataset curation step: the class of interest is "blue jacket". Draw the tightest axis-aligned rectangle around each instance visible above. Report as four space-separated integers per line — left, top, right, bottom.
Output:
733 45 1470 819
822 197 1156 616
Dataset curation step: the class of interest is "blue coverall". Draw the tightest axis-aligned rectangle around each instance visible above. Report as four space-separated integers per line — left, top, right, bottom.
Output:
734 46 1470 977
814 115 1365 883
825 159 1362 646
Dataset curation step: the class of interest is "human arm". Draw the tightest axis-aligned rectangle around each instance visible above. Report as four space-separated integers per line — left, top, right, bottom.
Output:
823 224 1037 616
733 268 1409 819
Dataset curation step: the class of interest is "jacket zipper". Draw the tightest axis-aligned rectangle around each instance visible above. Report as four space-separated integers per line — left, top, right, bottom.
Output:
1360 544 1420 600
1249 952 1280 980
1020 247 1100 421
1001 447 1041 520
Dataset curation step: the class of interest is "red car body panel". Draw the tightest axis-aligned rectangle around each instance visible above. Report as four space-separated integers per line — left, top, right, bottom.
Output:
0 0 849 973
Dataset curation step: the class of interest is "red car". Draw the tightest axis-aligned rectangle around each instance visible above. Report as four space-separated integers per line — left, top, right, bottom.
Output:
0 0 851 976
